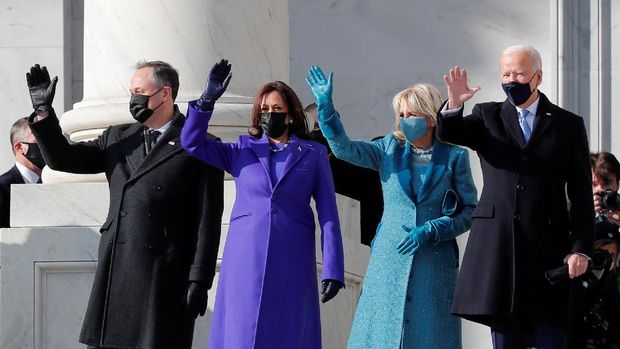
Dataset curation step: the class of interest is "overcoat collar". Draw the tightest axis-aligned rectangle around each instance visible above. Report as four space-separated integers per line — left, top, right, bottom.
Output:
249 133 309 190
501 92 555 149
395 137 451 204
124 107 185 183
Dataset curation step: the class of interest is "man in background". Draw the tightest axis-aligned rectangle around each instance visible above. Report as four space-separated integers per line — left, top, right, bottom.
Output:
0 117 45 228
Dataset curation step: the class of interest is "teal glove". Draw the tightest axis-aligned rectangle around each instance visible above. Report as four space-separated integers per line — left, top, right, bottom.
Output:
396 224 433 256
305 65 335 117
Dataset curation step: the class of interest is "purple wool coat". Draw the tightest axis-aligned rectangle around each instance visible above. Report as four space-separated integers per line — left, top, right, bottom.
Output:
181 102 345 349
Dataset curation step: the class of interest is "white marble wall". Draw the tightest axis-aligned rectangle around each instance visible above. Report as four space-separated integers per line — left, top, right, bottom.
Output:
0 183 368 349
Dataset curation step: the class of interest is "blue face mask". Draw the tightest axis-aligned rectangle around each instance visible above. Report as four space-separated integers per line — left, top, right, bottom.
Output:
399 117 429 142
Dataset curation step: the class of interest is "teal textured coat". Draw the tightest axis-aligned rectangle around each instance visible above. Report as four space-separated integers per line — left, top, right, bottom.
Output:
319 111 477 349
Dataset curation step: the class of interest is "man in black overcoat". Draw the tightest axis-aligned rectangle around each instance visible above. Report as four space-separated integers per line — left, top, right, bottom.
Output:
25 62 224 349
437 45 594 348
0 117 45 227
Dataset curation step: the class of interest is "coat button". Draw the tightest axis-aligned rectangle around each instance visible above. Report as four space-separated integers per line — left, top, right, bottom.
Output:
120 211 127 217
153 185 161 191
406 296 412 302
513 214 521 221
405 319 410 324
520 155 528 163
516 184 525 191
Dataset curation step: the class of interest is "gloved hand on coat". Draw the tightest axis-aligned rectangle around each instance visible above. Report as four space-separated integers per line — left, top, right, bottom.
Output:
197 59 232 111
183 281 208 319
396 224 434 256
320 279 343 303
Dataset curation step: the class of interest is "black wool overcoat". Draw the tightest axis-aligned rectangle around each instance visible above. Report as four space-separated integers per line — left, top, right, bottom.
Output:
436 92 594 326
29 106 224 349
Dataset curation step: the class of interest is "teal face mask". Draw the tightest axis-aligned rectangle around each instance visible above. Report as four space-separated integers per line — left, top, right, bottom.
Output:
399 116 429 142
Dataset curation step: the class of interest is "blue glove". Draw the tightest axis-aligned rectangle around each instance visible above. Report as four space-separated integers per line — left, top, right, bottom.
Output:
197 59 232 111
305 65 335 117
396 224 434 256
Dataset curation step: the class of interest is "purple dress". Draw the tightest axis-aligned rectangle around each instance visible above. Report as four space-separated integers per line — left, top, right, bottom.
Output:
181 102 344 349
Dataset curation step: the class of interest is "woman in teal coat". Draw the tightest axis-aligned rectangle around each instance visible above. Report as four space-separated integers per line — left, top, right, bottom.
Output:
306 66 478 349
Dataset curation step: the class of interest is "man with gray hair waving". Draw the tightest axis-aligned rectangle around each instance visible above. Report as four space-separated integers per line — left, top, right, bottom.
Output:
437 45 594 348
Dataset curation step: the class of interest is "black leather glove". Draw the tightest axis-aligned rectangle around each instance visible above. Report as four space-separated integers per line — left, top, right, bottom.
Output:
320 279 343 303
197 59 232 111
183 281 208 319
26 64 58 111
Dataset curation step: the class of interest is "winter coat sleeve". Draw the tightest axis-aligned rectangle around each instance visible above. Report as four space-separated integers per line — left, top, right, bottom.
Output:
425 148 478 242
436 101 486 151
28 108 107 174
188 156 225 289
181 101 239 173
317 110 385 171
313 145 345 284
566 117 594 255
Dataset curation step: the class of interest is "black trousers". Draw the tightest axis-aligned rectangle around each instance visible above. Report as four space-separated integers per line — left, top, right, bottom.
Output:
491 318 567 349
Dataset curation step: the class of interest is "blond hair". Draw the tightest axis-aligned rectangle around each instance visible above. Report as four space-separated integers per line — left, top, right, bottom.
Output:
391 83 444 141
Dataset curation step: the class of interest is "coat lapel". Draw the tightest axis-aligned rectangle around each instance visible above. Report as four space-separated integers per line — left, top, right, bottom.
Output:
128 113 184 183
249 134 273 188
500 100 527 148
9 166 25 184
395 141 415 202
120 123 147 173
526 93 554 149
417 140 451 203
274 136 309 190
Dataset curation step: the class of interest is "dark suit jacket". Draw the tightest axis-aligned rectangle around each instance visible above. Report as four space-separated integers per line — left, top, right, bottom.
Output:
0 165 25 228
311 130 383 246
437 92 594 326
29 106 224 349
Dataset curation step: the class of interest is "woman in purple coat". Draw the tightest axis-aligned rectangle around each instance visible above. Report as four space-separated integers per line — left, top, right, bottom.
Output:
180 60 345 349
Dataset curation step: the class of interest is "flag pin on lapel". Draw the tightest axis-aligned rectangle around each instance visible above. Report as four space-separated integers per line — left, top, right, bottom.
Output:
168 141 176 145
545 112 551 116
297 146 302 152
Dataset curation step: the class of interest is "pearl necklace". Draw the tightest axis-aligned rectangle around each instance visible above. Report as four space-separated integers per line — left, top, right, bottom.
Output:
270 139 292 153
411 144 432 155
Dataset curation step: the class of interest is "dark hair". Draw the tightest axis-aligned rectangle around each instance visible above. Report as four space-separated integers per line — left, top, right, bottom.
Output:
134 60 180 101
248 81 310 139
10 117 29 150
591 152 620 186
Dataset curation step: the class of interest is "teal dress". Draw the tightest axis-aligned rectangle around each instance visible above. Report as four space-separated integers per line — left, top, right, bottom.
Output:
318 111 477 349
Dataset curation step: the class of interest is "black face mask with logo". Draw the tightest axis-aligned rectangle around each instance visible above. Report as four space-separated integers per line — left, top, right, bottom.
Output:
129 88 165 123
21 142 46 169
259 112 289 138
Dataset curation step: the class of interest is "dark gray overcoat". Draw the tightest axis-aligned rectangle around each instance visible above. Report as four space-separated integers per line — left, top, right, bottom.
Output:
437 92 594 327
29 106 224 349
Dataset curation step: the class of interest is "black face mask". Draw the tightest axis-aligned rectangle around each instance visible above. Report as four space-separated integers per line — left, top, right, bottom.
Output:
129 88 165 123
501 71 538 106
21 142 46 169
259 112 289 138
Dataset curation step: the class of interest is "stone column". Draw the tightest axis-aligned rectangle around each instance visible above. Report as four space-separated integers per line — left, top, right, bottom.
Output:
46 0 289 182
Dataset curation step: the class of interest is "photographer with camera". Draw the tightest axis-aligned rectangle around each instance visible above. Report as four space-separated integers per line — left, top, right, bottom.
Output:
570 152 620 348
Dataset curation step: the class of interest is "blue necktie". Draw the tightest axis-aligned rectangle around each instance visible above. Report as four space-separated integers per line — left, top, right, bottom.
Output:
518 109 532 142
